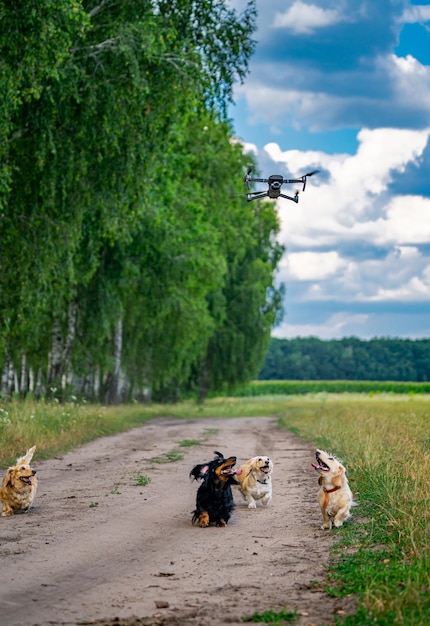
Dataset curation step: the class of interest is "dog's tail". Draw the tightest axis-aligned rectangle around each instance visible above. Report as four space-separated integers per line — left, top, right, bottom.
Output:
16 445 36 465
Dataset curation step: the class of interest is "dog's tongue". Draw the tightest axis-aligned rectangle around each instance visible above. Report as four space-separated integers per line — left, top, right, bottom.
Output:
311 462 319 469
235 469 242 476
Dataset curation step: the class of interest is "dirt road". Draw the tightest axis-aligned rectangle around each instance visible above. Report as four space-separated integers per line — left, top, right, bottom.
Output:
0 417 352 626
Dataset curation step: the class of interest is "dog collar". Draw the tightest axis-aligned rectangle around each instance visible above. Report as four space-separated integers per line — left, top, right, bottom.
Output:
322 485 341 510
323 486 341 493
257 479 268 485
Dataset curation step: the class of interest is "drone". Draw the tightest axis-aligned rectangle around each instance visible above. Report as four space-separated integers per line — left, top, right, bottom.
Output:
241 168 320 203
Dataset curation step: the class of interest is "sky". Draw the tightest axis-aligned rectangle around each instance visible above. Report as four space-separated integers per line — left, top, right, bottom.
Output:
228 0 430 340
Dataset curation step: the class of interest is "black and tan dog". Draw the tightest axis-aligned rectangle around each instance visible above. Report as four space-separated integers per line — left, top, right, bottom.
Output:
190 451 238 527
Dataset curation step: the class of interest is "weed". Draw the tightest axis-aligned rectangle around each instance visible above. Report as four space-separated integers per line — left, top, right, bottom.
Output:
151 449 184 464
132 473 151 487
242 608 298 623
178 439 201 448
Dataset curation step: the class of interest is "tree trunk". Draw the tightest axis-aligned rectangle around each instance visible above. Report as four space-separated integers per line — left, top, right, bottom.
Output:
61 299 77 389
48 317 63 386
198 358 209 404
107 317 123 405
20 353 27 397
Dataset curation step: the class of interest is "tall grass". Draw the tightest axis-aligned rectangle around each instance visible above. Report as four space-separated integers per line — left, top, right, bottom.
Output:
1 393 429 624
276 395 430 625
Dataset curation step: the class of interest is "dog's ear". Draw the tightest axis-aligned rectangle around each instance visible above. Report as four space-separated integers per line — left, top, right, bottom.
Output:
16 446 36 465
190 463 209 481
4 468 14 488
333 466 344 487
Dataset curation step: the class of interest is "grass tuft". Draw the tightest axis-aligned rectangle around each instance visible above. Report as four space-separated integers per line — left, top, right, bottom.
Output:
241 608 298 623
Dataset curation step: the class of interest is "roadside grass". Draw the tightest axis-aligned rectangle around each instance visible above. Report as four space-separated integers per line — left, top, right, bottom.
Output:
1 393 430 624
276 396 430 626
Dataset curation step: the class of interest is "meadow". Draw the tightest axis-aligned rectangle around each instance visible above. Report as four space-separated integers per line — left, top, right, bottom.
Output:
1 392 429 625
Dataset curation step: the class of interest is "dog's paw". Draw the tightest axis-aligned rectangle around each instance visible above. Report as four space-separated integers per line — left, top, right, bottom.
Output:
197 512 210 528
247 502 257 509
215 520 227 527
321 522 331 530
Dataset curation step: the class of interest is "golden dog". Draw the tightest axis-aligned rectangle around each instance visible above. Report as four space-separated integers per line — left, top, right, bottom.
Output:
0 446 38 516
236 455 273 509
311 449 352 529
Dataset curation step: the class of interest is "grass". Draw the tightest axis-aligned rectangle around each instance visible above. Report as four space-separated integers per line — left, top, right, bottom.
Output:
1 393 430 624
275 395 430 626
151 449 184 464
132 473 151 487
242 608 298 623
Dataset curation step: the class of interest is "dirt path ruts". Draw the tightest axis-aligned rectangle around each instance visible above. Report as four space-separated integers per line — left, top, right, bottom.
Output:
0 417 352 626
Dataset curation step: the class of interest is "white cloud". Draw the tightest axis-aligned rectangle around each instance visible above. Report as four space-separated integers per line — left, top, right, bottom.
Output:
373 195 430 245
235 52 430 133
272 2 345 34
282 250 347 281
259 128 430 310
401 5 430 24
263 128 430 251
272 312 370 339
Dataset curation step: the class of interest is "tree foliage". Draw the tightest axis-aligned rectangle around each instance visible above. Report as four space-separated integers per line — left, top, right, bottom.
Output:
259 337 430 382
0 0 284 402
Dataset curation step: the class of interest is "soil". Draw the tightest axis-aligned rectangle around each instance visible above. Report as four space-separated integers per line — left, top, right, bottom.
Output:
0 417 354 626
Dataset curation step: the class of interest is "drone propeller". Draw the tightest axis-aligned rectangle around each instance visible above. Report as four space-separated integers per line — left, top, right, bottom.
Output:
244 167 253 189
300 169 320 191
303 170 320 177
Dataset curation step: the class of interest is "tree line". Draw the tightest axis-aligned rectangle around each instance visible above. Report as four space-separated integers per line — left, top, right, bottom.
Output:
259 337 430 382
0 1 284 403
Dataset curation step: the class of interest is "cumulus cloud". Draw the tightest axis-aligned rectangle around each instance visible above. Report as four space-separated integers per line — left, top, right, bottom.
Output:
272 2 346 34
231 1 430 338
401 5 430 24
281 251 347 281
235 52 430 132
256 128 430 311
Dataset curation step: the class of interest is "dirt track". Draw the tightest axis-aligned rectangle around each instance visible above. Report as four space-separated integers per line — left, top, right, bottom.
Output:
0 417 353 626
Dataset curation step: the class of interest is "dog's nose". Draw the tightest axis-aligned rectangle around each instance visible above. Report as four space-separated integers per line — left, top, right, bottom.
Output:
32 470 36 476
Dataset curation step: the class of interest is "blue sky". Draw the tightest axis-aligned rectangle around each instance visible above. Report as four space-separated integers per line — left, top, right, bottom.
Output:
228 0 430 339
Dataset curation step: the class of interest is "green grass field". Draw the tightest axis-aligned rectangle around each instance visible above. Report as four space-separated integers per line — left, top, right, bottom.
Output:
1 393 429 625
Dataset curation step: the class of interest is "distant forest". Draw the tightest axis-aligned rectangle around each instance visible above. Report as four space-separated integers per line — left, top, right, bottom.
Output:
258 337 430 382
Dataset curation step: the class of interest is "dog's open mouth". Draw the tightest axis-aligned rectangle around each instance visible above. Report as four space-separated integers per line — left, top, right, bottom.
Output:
311 455 330 472
20 476 33 485
220 464 236 475
261 466 271 473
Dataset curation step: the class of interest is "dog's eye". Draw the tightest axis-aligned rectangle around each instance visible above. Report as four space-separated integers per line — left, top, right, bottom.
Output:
21 466 26 470
328 457 333 461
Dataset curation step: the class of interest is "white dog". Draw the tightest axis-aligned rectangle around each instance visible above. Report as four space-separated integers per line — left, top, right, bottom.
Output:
235 456 273 509
311 449 353 530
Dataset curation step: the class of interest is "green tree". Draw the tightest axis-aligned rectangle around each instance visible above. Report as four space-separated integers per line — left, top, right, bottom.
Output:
0 0 263 401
